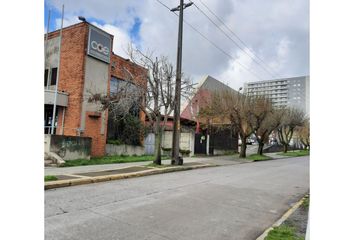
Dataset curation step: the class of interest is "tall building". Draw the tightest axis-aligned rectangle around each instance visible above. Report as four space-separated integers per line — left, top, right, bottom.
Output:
243 76 310 116
44 21 147 157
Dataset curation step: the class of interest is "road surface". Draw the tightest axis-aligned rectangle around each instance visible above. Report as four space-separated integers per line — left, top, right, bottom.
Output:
45 156 309 240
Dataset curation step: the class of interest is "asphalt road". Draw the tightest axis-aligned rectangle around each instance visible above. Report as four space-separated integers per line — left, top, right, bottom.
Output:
45 156 309 240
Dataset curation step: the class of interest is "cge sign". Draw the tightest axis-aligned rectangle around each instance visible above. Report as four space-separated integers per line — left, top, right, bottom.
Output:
87 26 112 63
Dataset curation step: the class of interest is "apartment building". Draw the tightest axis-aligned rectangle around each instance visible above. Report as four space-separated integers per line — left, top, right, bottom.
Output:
243 76 310 116
44 21 146 157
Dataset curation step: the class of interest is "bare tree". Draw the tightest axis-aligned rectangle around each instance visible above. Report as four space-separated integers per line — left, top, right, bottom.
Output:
201 89 253 158
247 96 279 155
128 49 194 164
277 108 306 153
89 47 194 165
297 118 310 150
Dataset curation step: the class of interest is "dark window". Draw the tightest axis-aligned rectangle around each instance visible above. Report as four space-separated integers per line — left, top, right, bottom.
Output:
110 77 120 96
50 68 57 85
44 69 48 87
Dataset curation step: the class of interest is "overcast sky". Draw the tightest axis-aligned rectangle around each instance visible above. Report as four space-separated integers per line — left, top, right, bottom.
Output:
45 0 309 90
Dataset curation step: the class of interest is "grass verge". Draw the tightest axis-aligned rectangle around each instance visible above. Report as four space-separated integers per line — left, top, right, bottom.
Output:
45 175 58 182
265 225 304 240
61 155 168 167
278 150 309 157
246 154 272 161
302 195 309 210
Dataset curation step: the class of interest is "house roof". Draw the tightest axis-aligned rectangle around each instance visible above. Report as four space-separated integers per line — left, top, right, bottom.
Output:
180 75 239 121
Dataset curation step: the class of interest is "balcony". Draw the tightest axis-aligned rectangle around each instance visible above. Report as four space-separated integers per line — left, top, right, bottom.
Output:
44 89 68 107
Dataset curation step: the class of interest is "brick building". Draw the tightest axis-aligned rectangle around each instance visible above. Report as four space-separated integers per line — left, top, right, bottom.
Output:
44 21 146 157
181 75 240 155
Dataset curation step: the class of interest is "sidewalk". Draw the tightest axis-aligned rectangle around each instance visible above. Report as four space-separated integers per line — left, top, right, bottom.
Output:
44 154 248 176
44 155 251 190
44 152 296 190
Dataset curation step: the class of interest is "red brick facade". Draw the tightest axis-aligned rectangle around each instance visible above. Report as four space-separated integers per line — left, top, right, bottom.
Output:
110 54 147 125
51 23 88 138
46 22 146 157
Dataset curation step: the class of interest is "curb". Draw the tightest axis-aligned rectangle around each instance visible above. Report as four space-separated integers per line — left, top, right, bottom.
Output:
45 164 217 190
255 194 308 240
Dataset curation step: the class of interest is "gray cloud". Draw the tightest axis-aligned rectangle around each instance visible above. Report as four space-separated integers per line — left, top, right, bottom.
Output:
46 0 309 89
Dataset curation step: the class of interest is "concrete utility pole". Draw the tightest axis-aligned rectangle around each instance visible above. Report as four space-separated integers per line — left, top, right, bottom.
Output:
50 4 64 134
171 0 193 165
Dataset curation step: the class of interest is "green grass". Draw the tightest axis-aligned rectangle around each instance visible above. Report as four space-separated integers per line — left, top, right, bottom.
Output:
44 175 58 182
278 150 310 157
247 154 272 161
265 225 304 240
61 155 169 167
302 195 309 210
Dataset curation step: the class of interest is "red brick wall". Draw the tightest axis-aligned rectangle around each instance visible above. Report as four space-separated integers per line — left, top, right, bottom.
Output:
110 54 148 142
181 89 212 123
47 23 147 156
181 88 231 125
48 23 88 137
110 54 147 89
48 23 110 157
83 111 108 156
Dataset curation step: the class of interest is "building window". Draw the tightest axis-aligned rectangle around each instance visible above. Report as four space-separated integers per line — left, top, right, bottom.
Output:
44 69 48 87
50 68 57 85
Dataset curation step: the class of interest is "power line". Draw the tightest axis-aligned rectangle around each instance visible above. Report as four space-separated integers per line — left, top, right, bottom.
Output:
154 0 264 81
155 0 171 10
182 19 264 81
191 0 278 79
196 0 281 78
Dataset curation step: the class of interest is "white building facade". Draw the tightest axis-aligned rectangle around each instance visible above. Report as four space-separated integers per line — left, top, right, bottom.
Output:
244 76 310 116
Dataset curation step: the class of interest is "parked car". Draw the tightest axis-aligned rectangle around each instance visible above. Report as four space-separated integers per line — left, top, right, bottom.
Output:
270 138 278 145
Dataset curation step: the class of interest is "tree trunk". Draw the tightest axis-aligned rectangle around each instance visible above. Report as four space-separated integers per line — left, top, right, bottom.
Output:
239 135 247 158
283 144 288 153
153 117 162 165
257 142 264 155
153 130 162 165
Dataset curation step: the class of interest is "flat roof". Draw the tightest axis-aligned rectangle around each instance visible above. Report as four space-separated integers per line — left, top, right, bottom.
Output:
245 75 309 85
45 21 114 38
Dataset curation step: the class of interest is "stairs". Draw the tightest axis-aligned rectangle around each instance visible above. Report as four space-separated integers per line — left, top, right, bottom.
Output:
44 152 65 167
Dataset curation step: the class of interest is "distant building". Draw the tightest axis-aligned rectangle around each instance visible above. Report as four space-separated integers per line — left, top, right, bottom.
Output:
243 76 310 116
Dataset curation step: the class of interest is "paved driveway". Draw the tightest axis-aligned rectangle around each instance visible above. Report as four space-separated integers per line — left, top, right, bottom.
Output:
45 156 309 240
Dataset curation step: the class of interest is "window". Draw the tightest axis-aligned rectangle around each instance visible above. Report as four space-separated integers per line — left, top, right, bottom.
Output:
50 68 57 85
44 69 48 87
110 76 140 116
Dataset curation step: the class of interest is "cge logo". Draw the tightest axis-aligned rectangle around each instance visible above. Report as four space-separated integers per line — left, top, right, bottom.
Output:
91 41 109 55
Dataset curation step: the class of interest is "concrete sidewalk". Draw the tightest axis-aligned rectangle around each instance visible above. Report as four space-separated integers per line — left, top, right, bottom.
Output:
44 152 296 190
44 154 249 176
44 155 252 190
